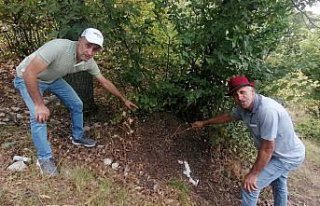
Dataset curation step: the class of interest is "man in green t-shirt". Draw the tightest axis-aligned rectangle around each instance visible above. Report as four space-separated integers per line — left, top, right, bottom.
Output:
14 28 138 176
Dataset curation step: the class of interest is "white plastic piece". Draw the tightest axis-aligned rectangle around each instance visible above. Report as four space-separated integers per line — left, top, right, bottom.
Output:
181 160 199 186
13 155 31 163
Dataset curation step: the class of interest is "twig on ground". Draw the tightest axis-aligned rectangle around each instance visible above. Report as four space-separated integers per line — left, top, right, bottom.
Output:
169 124 193 138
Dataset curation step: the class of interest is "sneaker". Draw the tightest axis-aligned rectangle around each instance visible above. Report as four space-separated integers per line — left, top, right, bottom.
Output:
71 136 96 147
36 158 59 176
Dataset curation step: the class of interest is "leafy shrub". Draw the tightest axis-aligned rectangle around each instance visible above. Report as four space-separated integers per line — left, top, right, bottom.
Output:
296 118 320 142
0 0 55 57
1 0 310 122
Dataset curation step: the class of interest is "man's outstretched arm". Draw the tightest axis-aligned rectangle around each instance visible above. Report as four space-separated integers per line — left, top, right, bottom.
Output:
192 113 235 128
95 74 138 110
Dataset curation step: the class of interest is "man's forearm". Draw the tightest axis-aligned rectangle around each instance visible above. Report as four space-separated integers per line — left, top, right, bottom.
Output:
203 113 234 125
250 140 274 175
101 79 126 102
23 72 44 106
250 150 273 175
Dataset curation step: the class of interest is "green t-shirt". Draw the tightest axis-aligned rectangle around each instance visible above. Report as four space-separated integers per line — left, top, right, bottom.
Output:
16 39 101 83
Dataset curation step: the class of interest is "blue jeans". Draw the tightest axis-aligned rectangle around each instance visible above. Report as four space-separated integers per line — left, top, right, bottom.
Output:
14 77 84 160
241 157 303 206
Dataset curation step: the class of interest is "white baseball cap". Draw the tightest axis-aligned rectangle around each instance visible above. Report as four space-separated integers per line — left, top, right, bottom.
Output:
81 28 104 48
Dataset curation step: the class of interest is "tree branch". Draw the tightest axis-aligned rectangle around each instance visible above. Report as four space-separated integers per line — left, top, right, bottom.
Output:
291 0 320 29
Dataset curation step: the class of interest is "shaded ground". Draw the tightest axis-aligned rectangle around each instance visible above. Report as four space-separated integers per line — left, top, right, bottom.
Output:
1 59 319 205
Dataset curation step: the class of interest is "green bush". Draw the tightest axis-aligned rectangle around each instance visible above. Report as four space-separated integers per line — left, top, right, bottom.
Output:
296 118 320 142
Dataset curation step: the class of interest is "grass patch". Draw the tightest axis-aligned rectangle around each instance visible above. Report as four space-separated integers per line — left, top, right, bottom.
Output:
304 140 320 165
67 165 96 192
0 189 9 206
0 161 149 206
168 178 193 206
63 164 130 205
289 139 320 205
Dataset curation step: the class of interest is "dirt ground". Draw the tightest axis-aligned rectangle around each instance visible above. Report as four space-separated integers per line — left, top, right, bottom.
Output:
1 60 319 205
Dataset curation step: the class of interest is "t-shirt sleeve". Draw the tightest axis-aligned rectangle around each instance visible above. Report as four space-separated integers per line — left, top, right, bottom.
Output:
259 109 279 140
86 60 101 76
35 40 62 64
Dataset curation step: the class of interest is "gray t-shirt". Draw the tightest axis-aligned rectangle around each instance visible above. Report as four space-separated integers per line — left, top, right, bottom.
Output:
16 39 101 83
232 94 305 164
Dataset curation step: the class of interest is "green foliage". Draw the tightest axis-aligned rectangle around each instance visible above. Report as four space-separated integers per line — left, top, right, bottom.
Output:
132 0 299 120
0 0 55 56
226 123 256 162
1 0 318 120
50 0 98 40
296 118 320 141
207 122 256 164
265 11 320 102
262 71 319 103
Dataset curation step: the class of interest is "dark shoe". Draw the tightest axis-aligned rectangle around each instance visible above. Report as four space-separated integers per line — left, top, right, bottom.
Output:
37 158 58 177
72 136 96 147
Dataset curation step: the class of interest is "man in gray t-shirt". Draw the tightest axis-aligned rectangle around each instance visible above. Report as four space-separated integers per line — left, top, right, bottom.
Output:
192 75 305 206
14 28 138 176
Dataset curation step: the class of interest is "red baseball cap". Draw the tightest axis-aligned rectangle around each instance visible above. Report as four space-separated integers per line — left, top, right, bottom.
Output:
227 75 255 95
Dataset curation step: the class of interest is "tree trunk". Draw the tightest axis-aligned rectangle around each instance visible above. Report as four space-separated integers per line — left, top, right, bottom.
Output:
64 71 97 113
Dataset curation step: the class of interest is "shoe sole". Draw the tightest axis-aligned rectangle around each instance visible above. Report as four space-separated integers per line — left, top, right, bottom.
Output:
71 140 96 148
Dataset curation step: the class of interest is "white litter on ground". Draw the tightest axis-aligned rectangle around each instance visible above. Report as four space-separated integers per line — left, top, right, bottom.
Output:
7 155 31 172
178 160 199 186
7 161 27 171
103 158 113 166
111 162 120 170
13 155 31 163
